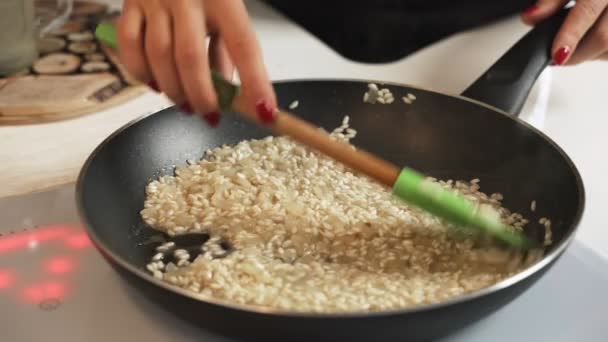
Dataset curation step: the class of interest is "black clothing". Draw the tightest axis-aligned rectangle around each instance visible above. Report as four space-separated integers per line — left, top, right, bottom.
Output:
263 0 534 63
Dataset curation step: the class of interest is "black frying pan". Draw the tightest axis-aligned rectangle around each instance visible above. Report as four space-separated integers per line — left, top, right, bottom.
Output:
77 9 584 342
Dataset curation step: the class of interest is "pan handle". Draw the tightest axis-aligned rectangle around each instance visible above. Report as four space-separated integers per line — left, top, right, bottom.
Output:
460 7 570 115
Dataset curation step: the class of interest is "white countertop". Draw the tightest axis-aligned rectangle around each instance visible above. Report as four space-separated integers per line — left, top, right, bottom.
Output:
1 0 607 261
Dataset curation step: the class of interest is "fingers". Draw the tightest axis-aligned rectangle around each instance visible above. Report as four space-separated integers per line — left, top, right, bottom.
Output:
209 37 235 81
552 0 608 64
521 0 608 65
119 0 274 126
521 0 567 25
212 0 276 120
143 1 186 105
567 8 608 64
116 1 151 83
171 0 219 121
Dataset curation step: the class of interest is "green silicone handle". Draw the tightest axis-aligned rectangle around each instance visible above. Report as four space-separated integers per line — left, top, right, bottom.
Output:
393 168 529 248
95 23 118 49
95 23 239 111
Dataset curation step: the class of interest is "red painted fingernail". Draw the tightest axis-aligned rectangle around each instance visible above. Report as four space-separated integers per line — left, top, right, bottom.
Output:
522 4 539 16
148 80 159 92
180 103 194 115
255 99 275 124
203 112 220 127
553 46 570 66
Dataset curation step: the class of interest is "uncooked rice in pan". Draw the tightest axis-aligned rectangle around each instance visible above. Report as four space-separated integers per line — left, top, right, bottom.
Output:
141 116 546 313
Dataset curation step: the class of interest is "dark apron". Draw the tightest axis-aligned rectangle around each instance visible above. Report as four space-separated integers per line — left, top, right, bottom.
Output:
263 0 534 63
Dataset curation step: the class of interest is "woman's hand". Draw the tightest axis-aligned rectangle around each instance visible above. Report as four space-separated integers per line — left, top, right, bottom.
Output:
116 0 276 126
522 0 608 65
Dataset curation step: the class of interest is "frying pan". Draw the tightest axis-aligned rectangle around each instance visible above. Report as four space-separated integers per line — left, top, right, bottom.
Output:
77 9 584 342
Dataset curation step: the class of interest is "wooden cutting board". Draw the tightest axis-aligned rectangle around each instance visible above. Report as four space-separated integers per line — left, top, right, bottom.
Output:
0 0 175 199
0 0 145 124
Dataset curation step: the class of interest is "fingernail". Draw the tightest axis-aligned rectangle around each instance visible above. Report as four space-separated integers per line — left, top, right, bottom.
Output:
203 112 220 127
255 99 275 124
148 80 159 92
179 103 194 115
553 46 570 66
522 4 539 16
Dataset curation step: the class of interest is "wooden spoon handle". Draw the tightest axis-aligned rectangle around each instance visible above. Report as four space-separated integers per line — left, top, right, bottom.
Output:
231 95 401 187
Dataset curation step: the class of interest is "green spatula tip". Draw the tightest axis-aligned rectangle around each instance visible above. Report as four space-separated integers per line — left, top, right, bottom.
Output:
392 168 530 248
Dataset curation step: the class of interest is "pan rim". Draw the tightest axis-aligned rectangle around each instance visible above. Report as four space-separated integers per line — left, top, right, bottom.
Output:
76 78 585 319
